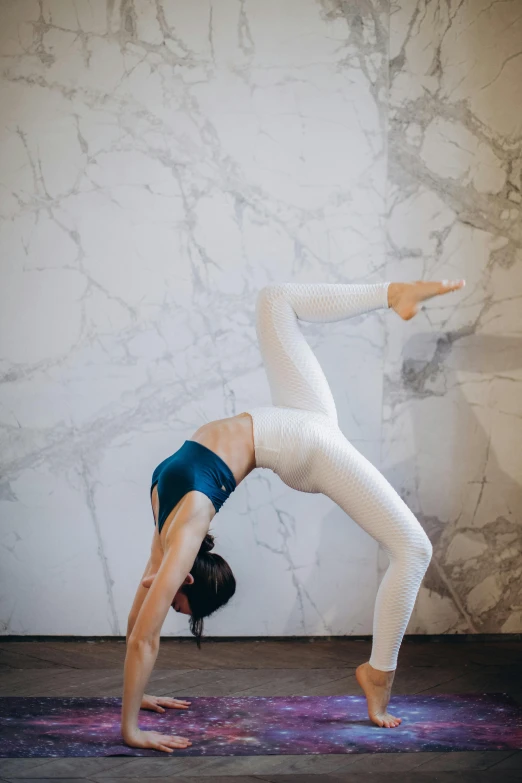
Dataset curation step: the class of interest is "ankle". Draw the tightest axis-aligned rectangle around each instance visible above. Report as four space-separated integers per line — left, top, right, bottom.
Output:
366 662 395 685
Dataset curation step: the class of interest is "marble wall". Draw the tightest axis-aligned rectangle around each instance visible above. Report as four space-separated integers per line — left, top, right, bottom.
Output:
0 0 520 638
383 0 522 634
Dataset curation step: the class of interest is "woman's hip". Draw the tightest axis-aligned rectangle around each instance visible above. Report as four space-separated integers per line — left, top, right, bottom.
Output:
245 405 339 493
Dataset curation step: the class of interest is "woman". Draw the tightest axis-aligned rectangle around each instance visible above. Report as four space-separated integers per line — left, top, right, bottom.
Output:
121 278 465 752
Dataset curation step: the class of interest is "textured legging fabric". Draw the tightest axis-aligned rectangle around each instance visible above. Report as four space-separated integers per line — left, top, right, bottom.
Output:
245 283 432 671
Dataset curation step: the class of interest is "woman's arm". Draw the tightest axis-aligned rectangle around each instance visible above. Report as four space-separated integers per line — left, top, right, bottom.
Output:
126 550 191 717
126 555 154 643
121 514 208 745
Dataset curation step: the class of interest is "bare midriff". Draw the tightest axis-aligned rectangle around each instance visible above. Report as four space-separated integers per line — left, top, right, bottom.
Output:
189 411 256 486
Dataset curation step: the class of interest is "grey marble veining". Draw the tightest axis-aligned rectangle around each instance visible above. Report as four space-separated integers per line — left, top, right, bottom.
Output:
383 0 522 635
0 0 520 638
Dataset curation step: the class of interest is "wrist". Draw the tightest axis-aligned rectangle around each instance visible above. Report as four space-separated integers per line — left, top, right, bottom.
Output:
122 727 141 742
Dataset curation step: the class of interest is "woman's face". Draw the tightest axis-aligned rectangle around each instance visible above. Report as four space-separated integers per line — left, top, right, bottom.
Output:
171 573 194 615
143 571 193 615
171 588 192 615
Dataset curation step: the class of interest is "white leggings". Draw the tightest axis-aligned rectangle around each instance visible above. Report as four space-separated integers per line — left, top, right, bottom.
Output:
245 283 432 671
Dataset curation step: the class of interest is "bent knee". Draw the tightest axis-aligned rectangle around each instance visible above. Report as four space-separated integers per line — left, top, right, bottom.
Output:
391 524 432 572
257 284 283 306
256 285 296 334
409 528 433 569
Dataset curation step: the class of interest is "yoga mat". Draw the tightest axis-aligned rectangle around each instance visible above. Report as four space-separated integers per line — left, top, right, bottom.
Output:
1 694 521 757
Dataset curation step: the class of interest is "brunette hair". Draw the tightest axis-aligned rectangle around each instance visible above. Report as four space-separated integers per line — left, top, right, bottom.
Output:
182 533 236 647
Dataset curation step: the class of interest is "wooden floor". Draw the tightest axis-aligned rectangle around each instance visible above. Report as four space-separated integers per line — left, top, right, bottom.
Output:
0 638 521 782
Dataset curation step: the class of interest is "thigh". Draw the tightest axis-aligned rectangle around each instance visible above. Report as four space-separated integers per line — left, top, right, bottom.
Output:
273 408 337 493
255 286 338 421
311 428 422 550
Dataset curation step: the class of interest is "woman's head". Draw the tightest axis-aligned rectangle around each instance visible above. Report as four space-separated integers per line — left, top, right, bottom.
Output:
180 533 236 647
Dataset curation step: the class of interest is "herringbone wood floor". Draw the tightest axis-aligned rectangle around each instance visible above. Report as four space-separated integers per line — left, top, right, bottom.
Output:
0 638 521 782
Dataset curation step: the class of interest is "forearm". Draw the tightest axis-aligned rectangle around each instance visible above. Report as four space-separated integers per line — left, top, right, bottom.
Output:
126 615 137 645
121 639 159 740
126 556 154 646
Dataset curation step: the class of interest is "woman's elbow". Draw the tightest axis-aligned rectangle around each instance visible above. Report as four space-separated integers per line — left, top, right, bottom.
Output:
127 632 159 649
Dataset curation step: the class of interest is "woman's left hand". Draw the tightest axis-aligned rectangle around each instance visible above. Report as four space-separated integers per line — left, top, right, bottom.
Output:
141 694 191 713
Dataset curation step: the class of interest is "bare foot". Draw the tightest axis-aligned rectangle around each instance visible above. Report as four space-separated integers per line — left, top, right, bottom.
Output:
355 662 402 728
388 279 465 320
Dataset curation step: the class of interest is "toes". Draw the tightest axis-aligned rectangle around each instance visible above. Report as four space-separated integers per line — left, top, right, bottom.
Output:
374 713 402 728
441 279 465 291
440 280 455 292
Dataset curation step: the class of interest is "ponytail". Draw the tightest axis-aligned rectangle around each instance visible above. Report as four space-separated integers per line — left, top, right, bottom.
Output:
182 532 236 648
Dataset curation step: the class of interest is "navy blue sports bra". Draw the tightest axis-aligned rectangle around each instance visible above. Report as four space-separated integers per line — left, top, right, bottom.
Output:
151 440 236 534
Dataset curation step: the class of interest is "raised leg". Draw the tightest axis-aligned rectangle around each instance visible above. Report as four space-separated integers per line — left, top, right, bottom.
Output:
255 282 390 421
254 279 465 421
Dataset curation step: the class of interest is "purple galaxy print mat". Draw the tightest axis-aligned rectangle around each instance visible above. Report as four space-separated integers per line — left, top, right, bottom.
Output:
1 694 521 758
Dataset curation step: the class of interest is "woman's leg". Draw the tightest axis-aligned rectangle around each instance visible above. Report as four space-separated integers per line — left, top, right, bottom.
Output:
253 279 465 726
308 424 432 725
255 282 390 421
254 281 465 419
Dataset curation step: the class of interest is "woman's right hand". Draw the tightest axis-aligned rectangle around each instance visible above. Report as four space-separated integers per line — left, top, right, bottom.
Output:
124 728 192 753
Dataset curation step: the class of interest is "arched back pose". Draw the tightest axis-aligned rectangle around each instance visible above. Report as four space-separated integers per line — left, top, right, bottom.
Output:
122 279 465 753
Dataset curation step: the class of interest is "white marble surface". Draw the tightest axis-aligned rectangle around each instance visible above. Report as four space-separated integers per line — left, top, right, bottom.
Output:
383 0 522 635
0 0 520 638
